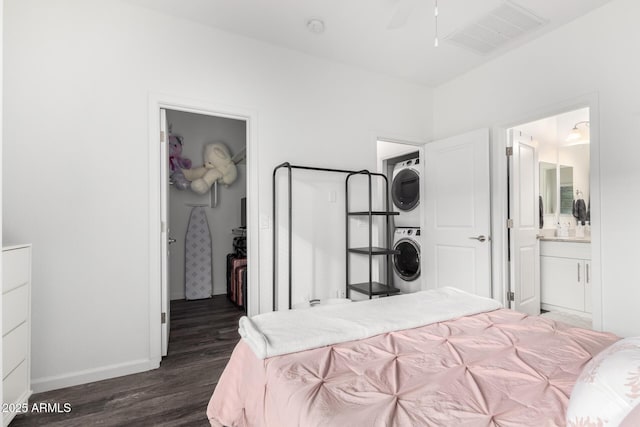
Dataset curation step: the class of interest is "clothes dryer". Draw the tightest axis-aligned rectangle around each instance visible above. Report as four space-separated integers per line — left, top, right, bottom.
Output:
391 158 420 227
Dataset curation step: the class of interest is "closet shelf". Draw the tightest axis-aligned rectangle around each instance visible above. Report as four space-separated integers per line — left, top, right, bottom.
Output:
348 247 400 255
348 282 400 296
348 211 399 216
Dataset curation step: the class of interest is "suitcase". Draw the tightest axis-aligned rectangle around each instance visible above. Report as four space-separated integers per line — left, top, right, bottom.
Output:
241 267 247 309
230 257 247 306
236 266 247 308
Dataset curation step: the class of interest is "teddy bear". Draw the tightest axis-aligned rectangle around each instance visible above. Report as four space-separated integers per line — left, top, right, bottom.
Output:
182 142 238 195
168 134 192 191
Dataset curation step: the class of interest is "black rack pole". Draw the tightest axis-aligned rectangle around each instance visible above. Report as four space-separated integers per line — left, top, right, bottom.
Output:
345 177 350 300
384 175 392 291
287 166 292 311
368 172 373 298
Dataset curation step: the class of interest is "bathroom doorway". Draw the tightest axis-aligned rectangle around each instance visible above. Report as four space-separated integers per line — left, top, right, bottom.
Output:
507 107 594 328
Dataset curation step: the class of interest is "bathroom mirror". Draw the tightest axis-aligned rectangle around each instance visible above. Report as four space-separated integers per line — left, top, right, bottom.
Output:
539 163 574 216
539 162 557 214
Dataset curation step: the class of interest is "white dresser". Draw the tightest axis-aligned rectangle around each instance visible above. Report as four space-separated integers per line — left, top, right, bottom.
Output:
2 244 32 426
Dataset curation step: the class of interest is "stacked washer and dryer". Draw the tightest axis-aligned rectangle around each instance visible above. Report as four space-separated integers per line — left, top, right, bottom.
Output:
391 157 422 293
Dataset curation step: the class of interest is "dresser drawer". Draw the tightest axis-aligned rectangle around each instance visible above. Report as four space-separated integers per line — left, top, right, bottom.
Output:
3 322 27 379
3 359 27 405
2 285 28 336
2 247 30 293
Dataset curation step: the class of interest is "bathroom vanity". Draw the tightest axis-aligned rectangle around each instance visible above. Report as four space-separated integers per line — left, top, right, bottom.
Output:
540 238 591 315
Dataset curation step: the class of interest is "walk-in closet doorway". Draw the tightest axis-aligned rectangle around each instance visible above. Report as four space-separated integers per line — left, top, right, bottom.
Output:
148 95 259 363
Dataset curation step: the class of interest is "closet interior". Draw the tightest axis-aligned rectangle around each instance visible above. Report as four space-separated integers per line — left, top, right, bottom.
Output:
165 110 248 315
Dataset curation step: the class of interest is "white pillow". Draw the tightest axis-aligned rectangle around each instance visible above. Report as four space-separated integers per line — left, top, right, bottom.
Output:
567 337 640 426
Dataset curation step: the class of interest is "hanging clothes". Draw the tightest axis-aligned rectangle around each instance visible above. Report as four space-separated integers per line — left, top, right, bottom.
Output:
185 206 213 300
539 195 544 229
573 198 588 225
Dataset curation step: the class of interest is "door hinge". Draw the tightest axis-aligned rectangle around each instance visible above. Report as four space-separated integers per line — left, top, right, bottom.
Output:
506 218 514 228
161 312 166 324
506 146 513 156
507 291 515 302
160 130 166 143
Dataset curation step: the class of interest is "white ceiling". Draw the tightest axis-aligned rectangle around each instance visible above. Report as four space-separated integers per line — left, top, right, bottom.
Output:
124 0 610 86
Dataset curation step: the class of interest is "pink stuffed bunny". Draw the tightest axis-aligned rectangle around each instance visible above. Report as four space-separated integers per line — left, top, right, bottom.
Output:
168 134 192 190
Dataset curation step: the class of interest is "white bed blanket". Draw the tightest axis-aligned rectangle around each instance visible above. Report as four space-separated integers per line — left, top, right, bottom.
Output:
239 287 502 359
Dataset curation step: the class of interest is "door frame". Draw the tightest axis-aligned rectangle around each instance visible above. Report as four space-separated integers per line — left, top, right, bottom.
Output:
147 93 259 364
491 93 602 330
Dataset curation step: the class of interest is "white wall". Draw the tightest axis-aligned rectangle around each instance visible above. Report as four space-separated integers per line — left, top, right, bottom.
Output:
165 110 246 299
433 0 640 336
2 0 432 390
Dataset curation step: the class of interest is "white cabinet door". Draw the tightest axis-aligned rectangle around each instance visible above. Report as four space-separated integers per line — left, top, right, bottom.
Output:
540 256 585 311
424 129 492 298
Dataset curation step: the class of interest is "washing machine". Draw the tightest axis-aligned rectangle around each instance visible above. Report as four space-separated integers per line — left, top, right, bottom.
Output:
392 227 422 293
391 158 420 227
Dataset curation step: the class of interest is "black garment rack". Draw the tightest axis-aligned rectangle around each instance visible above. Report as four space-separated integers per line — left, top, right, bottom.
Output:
272 162 398 311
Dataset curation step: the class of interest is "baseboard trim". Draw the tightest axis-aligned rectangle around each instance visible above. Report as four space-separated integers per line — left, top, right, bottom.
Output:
31 358 159 393
170 291 227 301
170 292 185 301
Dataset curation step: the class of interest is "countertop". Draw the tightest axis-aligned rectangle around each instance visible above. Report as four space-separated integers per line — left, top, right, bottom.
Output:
539 236 591 243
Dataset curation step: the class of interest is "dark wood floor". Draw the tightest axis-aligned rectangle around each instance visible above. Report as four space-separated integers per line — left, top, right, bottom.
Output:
11 296 245 427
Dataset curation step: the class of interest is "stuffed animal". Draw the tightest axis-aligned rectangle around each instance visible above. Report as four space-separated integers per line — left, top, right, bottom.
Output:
182 142 238 195
168 135 192 190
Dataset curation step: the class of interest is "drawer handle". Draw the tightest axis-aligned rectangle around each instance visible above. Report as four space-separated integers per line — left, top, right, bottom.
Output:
586 263 589 284
577 262 580 283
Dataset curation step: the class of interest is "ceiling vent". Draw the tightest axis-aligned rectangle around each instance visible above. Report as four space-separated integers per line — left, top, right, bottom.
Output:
445 1 547 55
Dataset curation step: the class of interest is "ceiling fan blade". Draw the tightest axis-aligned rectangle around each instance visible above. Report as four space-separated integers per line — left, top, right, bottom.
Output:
387 0 419 30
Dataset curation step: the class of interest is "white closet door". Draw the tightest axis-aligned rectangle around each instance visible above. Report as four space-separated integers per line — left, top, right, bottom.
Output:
424 129 492 298
509 131 541 315
160 108 170 357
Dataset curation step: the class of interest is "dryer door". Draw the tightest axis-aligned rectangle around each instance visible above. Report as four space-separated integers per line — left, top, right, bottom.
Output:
392 168 420 211
393 239 421 281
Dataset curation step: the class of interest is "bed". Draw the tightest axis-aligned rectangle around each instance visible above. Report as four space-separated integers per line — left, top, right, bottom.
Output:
206 288 637 426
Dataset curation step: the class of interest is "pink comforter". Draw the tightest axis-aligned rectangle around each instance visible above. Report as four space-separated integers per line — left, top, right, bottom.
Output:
207 309 618 426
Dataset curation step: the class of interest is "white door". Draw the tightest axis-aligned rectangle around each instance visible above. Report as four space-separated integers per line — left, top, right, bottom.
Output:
424 129 492 298
160 108 171 356
509 130 541 315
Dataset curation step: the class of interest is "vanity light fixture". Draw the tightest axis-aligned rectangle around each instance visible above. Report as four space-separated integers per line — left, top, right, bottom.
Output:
566 121 589 142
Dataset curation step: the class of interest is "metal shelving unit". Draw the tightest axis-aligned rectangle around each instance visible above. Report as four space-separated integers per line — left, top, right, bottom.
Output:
345 170 399 299
272 163 399 311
